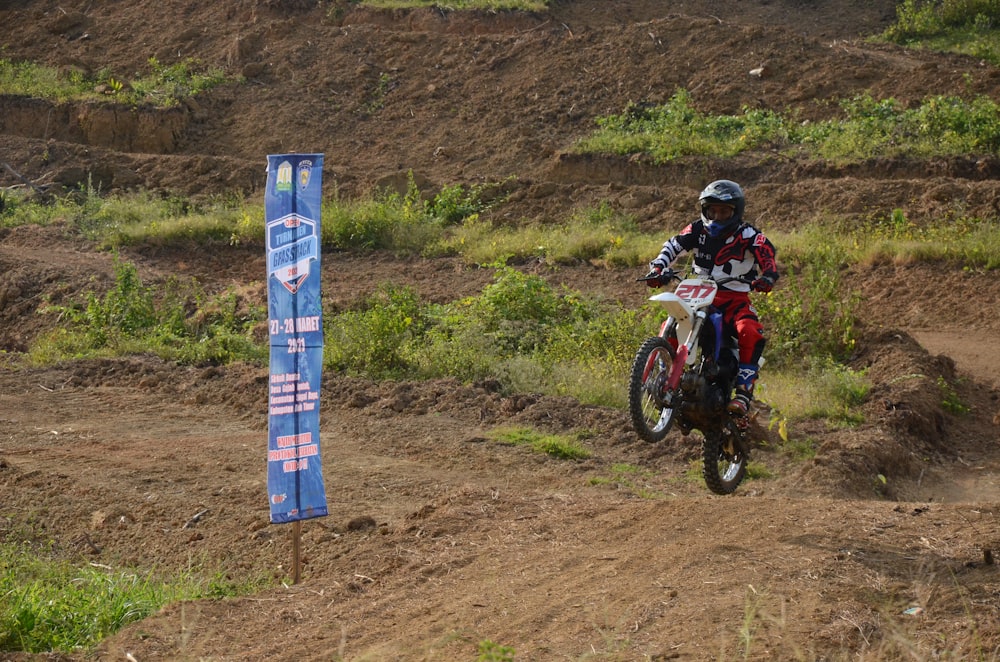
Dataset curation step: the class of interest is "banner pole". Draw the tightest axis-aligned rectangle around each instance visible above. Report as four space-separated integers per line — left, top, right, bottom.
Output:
264 154 328 586
292 520 302 584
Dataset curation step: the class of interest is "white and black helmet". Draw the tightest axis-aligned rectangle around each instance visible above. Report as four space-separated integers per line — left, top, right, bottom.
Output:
699 179 745 237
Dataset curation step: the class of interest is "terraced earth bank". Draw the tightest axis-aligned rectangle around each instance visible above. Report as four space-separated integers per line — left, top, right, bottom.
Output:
2 1 1000 660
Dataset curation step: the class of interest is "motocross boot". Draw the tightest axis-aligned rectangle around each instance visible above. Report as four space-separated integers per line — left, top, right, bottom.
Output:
728 362 758 416
727 388 752 416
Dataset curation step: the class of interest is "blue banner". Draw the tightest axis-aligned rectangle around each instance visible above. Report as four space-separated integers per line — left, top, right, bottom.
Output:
265 154 328 524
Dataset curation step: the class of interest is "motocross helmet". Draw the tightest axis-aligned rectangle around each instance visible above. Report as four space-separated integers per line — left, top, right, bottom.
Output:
699 179 745 237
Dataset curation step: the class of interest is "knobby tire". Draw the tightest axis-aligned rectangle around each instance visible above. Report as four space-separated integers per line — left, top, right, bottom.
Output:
628 336 678 443
701 418 748 495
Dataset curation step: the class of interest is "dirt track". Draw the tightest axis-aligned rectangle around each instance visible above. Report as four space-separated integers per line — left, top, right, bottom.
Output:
2 1 1000 660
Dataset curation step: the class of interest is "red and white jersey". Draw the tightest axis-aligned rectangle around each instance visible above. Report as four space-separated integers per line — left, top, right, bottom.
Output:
652 220 779 293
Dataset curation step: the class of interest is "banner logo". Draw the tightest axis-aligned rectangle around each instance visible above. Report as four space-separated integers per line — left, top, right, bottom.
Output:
275 160 293 193
267 213 318 294
298 159 313 192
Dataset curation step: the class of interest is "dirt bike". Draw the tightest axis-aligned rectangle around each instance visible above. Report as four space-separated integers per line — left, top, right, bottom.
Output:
628 268 761 495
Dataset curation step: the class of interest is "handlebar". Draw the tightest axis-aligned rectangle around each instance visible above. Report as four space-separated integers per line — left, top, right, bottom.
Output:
637 269 754 287
636 268 681 284
716 274 755 286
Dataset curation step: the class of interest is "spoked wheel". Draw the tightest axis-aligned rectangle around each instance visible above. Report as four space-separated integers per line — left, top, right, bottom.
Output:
701 418 749 495
628 337 679 442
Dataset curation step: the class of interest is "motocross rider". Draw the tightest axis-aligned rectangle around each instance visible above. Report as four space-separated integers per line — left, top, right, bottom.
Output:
646 179 779 416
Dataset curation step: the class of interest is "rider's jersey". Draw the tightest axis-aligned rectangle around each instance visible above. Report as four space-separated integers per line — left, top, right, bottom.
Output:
651 219 779 293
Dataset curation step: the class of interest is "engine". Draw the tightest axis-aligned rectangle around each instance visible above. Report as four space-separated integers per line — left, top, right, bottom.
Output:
677 364 730 433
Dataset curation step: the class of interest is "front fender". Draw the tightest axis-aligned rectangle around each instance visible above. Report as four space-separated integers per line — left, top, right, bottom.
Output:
649 292 695 343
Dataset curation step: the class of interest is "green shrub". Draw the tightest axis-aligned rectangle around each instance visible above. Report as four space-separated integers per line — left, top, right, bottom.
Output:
884 0 1000 41
33 256 265 365
754 238 858 366
320 265 652 404
412 264 652 403
879 1 1000 65
324 285 426 378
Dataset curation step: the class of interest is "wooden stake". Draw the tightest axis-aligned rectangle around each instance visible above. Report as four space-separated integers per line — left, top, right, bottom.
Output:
292 520 302 584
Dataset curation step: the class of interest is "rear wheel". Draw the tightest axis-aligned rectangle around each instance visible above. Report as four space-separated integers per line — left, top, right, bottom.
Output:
628 337 679 442
702 418 748 495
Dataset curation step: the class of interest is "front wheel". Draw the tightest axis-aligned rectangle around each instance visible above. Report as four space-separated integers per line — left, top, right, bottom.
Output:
628 337 679 442
702 418 749 495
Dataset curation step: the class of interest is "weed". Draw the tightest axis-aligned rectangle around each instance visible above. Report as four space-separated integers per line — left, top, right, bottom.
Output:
755 238 859 367
361 72 395 115
937 376 970 414
740 585 765 659
477 639 516 662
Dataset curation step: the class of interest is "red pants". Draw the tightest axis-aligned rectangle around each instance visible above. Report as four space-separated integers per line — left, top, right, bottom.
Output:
712 290 766 366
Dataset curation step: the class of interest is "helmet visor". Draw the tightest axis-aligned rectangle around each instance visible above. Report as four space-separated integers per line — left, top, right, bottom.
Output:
702 203 735 222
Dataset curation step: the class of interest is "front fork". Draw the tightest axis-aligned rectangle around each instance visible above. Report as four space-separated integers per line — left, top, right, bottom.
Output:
659 312 708 391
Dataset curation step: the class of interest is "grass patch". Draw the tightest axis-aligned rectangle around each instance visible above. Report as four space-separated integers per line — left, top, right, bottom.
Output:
0 184 252 246
0 541 262 654
432 201 653 268
7 182 999 278
486 426 592 460
588 463 664 498
878 0 1000 65
756 360 870 427
856 210 1000 269
234 174 499 253
575 88 1000 163
0 56 231 107
751 361 869 463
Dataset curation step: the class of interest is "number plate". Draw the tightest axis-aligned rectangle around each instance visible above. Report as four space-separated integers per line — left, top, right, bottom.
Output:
673 279 718 306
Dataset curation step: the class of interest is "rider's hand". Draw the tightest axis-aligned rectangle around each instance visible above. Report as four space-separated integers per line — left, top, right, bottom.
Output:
645 266 663 288
752 275 775 293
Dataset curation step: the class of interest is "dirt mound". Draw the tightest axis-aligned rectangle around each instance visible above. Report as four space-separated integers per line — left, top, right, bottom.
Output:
3 1 1000 660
